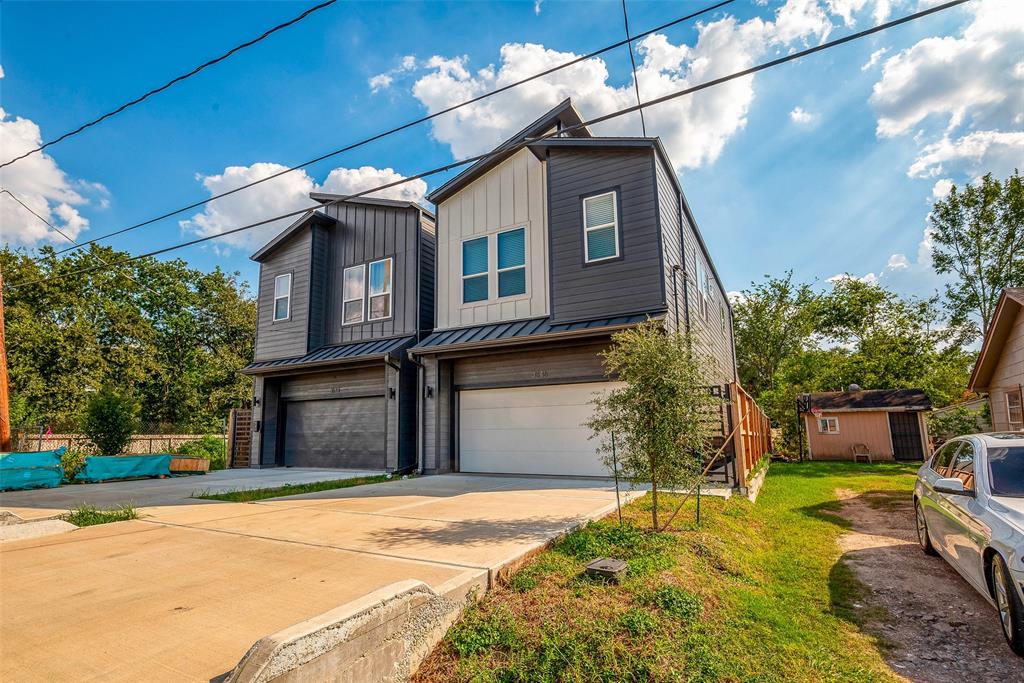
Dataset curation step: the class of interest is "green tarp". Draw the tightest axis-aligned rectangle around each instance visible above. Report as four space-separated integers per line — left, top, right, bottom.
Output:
75 455 171 483
0 447 65 491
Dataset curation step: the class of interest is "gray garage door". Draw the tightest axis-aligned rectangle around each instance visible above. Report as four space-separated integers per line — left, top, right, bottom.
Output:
282 397 385 469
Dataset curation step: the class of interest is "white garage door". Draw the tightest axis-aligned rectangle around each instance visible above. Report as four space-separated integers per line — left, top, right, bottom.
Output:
458 382 623 476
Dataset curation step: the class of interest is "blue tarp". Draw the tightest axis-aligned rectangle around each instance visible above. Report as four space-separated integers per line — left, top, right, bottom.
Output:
0 447 65 491
75 455 171 483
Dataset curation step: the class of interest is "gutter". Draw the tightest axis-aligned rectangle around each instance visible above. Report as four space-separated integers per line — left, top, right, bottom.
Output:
407 352 426 475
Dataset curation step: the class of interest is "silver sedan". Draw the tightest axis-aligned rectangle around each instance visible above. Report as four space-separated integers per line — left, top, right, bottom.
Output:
915 432 1024 656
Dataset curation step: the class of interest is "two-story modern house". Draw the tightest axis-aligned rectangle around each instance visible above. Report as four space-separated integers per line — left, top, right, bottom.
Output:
407 99 737 478
242 195 435 472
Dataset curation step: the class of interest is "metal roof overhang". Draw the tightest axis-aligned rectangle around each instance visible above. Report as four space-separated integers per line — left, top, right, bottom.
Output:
242 336 416 375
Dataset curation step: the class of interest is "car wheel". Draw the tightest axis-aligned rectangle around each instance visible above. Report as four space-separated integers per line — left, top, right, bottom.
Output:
915 500 937 556
991 554 1024 657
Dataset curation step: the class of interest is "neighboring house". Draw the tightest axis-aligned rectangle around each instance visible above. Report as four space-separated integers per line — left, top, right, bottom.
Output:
242 196 435 471
407 99 738 478
798 388 933 461
968 288 1024 432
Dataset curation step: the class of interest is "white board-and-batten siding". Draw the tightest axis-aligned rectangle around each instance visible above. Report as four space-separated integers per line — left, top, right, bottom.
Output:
436 148 549 329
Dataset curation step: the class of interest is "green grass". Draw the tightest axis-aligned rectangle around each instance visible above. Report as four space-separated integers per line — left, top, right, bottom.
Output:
414 461 919 682
192 474 392 502
62 503 138 526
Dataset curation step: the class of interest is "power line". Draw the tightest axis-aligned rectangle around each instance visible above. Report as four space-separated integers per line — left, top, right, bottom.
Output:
7 0 970 292
45 0 736 258
0 0 338 170
621 0 647 137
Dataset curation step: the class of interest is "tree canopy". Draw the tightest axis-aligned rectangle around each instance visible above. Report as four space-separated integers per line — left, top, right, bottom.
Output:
1 245 256 431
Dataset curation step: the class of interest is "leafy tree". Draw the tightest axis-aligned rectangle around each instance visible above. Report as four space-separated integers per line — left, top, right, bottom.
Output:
930 170 1024 338
928 403 991 445
82 387 139 455
587 322 721 530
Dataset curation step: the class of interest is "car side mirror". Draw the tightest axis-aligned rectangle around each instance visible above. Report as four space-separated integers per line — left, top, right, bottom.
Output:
934 477 975 497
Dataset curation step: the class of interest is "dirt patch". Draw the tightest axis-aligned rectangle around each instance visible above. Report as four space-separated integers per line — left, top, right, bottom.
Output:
835 488 1023 681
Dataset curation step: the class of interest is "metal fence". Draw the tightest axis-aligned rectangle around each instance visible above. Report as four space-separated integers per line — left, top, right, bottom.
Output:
10 419 227 455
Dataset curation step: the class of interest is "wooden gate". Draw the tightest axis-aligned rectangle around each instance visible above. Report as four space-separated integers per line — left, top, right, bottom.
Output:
227 409 253 468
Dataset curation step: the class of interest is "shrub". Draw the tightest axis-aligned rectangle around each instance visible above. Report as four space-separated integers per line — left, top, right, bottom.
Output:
82 388 139 456
177 435 227 470
60 450 88 481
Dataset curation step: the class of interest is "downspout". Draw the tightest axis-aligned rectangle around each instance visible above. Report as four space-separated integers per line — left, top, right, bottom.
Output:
408 351 426 475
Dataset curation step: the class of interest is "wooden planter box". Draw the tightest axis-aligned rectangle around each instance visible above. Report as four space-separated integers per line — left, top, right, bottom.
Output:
169 456 210 474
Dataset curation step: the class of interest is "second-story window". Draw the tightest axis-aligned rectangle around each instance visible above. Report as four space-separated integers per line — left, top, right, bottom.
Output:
462 236 488 303
343 264 365 324
583 191 619 263
497 228 526 297
273 273 291 321
368 258 393 321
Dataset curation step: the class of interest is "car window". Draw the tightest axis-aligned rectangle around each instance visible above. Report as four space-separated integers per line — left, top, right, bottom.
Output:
931 441 961 476
949 442 976 491
988 446 1024 497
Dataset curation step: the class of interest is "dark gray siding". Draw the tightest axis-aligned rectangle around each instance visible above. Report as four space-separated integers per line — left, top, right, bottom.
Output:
547 148 665 323
308 223 331 351
419 216 436 335
254 230 311 361
452 341 610 388
321 202 421 344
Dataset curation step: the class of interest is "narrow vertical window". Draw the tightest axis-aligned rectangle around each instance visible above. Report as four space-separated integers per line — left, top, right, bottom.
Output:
583 191 619 262
497 228 526 297
367 258 393 321
342 264 365 324
273 273 291 321
1008 391 1023 431
462 236 488 303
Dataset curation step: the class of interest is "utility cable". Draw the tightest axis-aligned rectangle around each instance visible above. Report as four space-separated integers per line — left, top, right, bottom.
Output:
621 0 647 136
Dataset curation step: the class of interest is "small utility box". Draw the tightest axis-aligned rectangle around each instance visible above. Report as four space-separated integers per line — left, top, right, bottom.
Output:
585 557 627 583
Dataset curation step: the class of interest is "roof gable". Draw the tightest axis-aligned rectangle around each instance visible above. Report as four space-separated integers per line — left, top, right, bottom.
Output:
968 288 1024 391
250 210 334 262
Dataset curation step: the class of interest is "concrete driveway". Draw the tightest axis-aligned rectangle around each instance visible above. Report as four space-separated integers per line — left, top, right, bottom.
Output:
0 474 638 682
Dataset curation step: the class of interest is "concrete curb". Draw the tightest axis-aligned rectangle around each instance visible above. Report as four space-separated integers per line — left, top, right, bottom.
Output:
0 518 77 542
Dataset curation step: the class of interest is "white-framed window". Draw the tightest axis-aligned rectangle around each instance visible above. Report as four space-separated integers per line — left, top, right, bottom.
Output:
695 259 709 319
273 273 292 321
1007 390 1023 431
462 236 489 303
818 416 840 434
497 227 526 297
342 264 365 325
367 258 393 321
583 191 619 263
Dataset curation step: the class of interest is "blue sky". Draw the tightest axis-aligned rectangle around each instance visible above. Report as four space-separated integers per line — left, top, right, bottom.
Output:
2 0 1021 302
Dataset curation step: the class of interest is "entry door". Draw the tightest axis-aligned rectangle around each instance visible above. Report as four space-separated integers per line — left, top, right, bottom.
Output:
889 412 924 460
458 382 622 477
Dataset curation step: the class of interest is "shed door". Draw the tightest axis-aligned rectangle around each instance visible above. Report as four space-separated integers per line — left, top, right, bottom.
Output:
458 382 621 476
888 412 924 461
282 397 385 469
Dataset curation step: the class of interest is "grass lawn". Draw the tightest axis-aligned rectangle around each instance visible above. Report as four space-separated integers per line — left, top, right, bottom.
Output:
191 474 392 502
415 461 920 682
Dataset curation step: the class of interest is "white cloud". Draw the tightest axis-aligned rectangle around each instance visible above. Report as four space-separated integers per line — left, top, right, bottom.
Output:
534 0 542 16
368 55 420 94
835 226 952 300
861 47 887 70
907 130 1024 179
179 163 427 251
368 73 393 92
405 1 846 170
790 106 816 124
931 178 953 198
0 66 100 247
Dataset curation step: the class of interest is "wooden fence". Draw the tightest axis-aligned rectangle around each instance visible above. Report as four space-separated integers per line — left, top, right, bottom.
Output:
226 408 252 468
728 381 772 489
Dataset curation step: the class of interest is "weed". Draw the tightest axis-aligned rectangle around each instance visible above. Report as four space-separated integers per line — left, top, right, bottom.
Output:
193 474 391 502
651 585 702 622
619 608 658 636
448 607 520 658
62 503 137 527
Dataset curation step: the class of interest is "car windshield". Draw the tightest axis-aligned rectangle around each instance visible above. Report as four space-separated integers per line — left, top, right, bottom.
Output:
988 446 1024 497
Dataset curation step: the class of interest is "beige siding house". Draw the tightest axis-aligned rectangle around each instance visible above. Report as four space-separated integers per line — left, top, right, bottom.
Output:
968 288 1024 432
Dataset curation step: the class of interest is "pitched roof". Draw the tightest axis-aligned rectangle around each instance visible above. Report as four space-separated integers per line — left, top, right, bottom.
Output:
410 311 664 354
426 98 591 205
801 389 932 412
250 210 335 262
969 288 1024 392
242 336 416 375
308 193 435 220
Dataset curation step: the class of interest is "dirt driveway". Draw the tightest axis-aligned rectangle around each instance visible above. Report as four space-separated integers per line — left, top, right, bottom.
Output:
0 474 638 682
837 489 1023 681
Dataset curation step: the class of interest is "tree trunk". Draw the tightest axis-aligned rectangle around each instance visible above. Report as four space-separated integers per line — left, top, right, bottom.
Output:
651 481 659 530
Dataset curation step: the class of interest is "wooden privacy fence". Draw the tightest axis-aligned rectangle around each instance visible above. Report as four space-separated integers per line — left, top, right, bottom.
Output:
728 381 772 489
226 408 252 468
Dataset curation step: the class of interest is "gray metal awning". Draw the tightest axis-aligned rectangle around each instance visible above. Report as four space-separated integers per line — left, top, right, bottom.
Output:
242 335 417 375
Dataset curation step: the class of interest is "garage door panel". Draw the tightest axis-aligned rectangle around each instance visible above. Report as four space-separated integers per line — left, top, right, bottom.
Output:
460 427 598 453
460 405 597 430
461 384 610 409
283 397 385 469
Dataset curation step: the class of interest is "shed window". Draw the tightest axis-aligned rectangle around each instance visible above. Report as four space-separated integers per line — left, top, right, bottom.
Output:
497 228 526 297
818 416 839 434
343 264 365 324
273 273 291 321
368 258 393 321
462 236 488 303
1008 391 1023 431
583 191 619 262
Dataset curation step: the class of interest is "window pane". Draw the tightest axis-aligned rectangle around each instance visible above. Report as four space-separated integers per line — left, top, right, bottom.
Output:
343 299 362 324
274 274 290 298
369 294 390 320
498 267 526 297
950 447 975 488
369 259 391 296
989 446 1024 496
497 229 525 269
586 225 618 261
463 274 488 303
274 297 288 320
344 266 364 301
585 193 615 228
463 237 488 276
